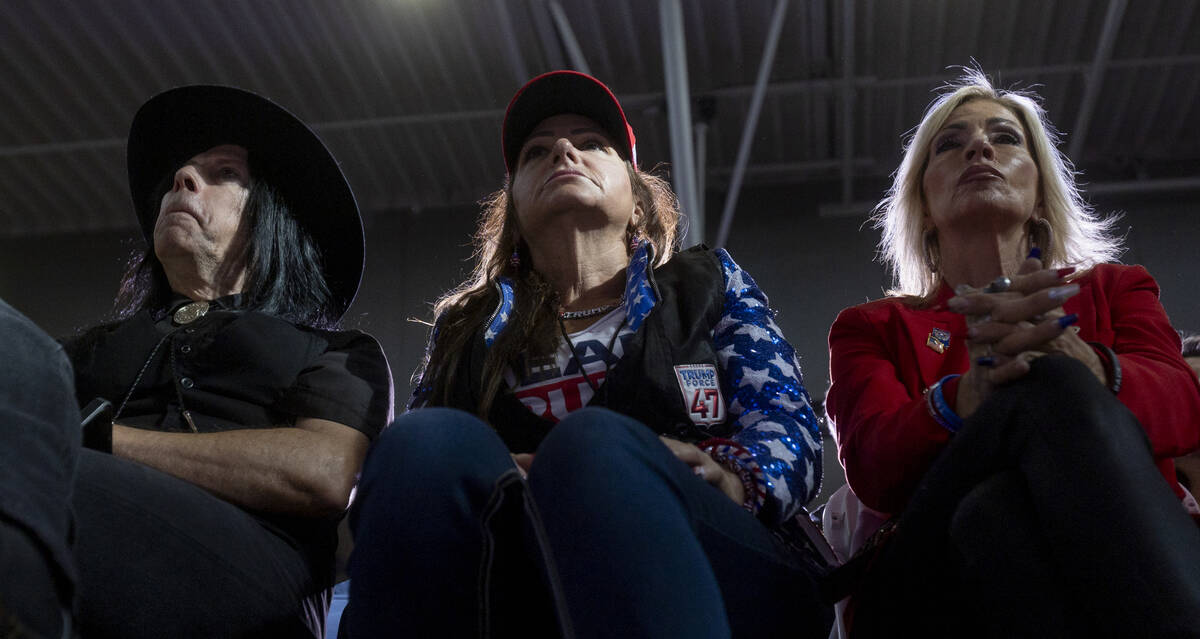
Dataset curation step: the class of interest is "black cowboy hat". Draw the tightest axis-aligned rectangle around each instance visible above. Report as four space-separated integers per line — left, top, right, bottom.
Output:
127 85 364 320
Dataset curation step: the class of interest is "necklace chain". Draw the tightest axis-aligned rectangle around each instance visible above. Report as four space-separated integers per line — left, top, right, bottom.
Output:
558 296 625 320
557 312 626 397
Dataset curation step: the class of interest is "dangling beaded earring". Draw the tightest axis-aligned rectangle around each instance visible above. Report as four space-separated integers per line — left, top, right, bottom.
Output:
629 233 640 253
510 248 520 270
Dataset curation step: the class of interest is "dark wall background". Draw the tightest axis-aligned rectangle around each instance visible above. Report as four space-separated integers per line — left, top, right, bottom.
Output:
3 187 1196 495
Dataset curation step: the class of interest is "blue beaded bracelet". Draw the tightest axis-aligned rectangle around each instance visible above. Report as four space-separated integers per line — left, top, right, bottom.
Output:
927 374 964 433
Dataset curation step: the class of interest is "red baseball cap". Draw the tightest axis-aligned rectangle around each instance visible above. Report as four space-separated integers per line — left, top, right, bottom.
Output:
502 70 637 174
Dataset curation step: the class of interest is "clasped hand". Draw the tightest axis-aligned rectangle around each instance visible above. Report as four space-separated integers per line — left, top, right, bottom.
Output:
946 254 1105 418
659 436 746 505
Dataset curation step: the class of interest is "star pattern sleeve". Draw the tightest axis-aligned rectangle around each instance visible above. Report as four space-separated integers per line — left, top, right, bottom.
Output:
710 249 823 525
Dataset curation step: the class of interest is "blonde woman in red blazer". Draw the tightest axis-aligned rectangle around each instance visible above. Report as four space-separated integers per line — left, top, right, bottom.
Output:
825 69 1200 638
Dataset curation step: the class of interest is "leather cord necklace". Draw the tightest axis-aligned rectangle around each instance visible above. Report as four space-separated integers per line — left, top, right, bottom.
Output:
556 311 625 396
112 301 212 433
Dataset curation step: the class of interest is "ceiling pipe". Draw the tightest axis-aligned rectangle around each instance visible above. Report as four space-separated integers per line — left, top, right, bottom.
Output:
493 0 530 84
714 0 789 249
659 0 701 246
1068 0 1127 160
548 1 591 75
693 119 707 232
9 54 1200 158
839 0 855 206
1084 176 1200 196
530 0 565 69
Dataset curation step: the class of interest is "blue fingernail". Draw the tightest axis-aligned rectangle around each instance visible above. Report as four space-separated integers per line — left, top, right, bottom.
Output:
976 356 996 366
1027 247 1042 260
1057 313 1079 329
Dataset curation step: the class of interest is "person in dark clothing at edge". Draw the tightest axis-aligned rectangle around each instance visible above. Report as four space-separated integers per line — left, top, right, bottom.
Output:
0 86 393 639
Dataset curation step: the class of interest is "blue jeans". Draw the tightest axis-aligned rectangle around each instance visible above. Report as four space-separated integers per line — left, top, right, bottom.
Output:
343 407 831 638
0 299 324 638
0 298 80 636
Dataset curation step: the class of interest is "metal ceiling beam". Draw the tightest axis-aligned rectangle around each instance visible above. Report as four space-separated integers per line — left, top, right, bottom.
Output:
1068 0 1127 160
710 157 876 178
1084 177 1200 196
8 54 1200 159
492 0 531 87
579 1 614 75
707 157 1200 200
659 0 701 246
615 0 646 74
372 5 449 204
714 0 788 248
0 139 124 158
1132 2 1194 150
530 1 565 69
839 0 855 205
548 1 591 75
339 6 420 203
1166 70 1200 145
694 120 707 229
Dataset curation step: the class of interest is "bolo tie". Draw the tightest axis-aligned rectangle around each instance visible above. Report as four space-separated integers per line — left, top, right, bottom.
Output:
111 301 211 433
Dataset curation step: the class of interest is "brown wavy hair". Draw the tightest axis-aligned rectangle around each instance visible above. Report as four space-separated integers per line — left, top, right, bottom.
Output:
413 162 681 418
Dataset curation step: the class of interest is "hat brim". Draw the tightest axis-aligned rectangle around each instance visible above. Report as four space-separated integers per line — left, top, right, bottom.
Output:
502 71 636 174
127 85 364 320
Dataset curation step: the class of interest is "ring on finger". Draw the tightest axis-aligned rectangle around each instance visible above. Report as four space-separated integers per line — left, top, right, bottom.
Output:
984 276 1012 293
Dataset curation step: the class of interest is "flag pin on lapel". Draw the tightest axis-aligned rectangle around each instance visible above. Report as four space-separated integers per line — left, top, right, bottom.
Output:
926 327 951 354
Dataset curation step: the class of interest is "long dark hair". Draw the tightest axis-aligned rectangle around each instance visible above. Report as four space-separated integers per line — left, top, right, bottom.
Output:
115 156 336 329
413 162 680 416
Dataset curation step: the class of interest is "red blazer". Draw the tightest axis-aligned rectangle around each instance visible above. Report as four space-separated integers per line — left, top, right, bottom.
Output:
826 263 1200 515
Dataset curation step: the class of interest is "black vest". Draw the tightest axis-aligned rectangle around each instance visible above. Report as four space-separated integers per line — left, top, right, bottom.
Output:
442 246 734 453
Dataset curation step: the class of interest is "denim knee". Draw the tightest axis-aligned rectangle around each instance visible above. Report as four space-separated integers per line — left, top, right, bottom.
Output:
0 299 77 422
531 408 664 489
545 406 649 447
359 408 507 488
0 300 81 602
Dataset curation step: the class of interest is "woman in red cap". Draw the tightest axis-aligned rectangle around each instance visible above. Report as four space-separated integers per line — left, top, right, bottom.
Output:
344 71 833 638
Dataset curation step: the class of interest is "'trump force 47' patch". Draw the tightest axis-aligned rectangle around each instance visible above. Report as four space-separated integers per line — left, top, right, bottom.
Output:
674 364 725 426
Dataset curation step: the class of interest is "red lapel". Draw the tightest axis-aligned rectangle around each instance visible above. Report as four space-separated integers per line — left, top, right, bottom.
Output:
894 284 963 392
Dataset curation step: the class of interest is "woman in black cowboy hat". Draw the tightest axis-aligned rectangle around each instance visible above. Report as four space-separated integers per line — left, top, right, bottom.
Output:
342 71 832 638
0 85 392 638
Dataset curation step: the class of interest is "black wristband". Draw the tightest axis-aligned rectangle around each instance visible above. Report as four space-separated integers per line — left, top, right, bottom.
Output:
1087 342 1122 394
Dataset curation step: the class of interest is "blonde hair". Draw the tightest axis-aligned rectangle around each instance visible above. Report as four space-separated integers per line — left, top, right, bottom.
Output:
873 67 1122 299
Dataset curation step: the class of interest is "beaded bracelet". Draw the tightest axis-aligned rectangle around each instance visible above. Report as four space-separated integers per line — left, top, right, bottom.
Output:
925 374 964 433
700 438 768 515
1087 342 1123 394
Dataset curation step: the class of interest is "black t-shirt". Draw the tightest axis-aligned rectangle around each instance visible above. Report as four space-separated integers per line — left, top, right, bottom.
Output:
62 296 393 575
